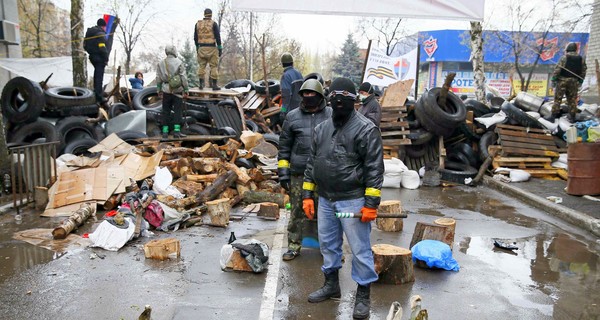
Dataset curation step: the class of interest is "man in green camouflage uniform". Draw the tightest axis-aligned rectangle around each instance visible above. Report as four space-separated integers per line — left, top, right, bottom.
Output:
549 42 587 122
278 79 331 261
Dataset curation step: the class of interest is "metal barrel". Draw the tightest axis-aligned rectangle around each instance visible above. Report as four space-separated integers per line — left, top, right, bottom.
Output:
566 142 600 195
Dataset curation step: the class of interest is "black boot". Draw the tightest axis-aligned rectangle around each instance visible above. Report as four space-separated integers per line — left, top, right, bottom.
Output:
162 125 169 139
308 271 341 303
211 78 221 91
173 124 187 138
352 284 371 319
568 112 577 123
198 78 205 89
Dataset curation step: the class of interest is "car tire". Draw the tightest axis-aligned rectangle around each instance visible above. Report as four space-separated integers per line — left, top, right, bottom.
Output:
116 130 147 144
1 77 44 124
255 79 281 96
44 86 96 107
478 131 498 162
55 116 98 150
62 137 98 156
8 119 60 144
501 102 543 129
262 133 280 149
439 161 478 184
133 87 162 111
109 102 132 118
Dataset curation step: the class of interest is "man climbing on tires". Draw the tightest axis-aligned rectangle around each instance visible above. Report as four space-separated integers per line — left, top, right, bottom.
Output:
548 42 587 123
278 79 331 261
194 8 222 91
302 77 384 319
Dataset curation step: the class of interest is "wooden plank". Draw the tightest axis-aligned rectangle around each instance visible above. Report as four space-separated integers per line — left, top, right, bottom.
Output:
240 90 258 105
380 121 409 128
496 124 549 134
381 130 411 137
501 146 560 157
500 140 558 152
381 106 407 112
382 139 412 146
248 96 266 110
189 87 240 96
381 115 401 122
242 93 261 110
498 134 557 146
381 79 414 108
497 129 554 141
494 157 552 163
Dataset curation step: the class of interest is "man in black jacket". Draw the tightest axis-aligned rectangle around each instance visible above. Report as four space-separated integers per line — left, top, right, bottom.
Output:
84 18 110 103
302 77 384 319
278 79 331 261
357 82 381 127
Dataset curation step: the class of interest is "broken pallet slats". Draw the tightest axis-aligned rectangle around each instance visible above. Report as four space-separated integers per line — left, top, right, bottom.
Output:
492 156 553 169
495 124 559 158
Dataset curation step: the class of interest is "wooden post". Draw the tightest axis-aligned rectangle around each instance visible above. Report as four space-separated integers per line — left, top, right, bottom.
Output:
372 244 415 285
376 200 403 232
437 72 456 109
52 202 96 239
206 198 231 227
434 217 456 250
409 222 448 249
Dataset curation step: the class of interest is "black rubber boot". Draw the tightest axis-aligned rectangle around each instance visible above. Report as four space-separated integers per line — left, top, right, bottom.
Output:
308 271 341 303
352 284 371 319
198 79 205 89
211 78 221 91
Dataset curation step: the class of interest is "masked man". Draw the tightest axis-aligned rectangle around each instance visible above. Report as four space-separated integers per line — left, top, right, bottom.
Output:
357 82 381 127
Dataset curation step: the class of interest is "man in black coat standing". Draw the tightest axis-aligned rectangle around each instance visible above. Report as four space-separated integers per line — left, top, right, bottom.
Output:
84 18 118 104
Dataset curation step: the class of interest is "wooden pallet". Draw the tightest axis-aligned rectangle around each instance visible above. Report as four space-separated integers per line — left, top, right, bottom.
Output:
495 124 559 158
240 90 266 110
379 80 414 155
492 156 553 169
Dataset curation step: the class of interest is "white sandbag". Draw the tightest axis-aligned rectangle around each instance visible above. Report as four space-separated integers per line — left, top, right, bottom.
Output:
418 166 425 177
551 160 568 169
382 173 402 188
538 117 558 132
401 170 420 189
153 166 185 199
89 217 135 251
525 111 541 119
383 157 407 188
475 111 507 128
558 116 573 132
384 157 408 173
509 169 531 182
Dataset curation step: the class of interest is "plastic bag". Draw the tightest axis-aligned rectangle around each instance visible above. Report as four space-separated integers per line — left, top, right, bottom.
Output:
89 217 135 251
411 239 460 271
401 170 420 189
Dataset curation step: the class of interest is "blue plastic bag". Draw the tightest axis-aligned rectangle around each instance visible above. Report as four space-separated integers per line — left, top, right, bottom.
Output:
412 239 460 271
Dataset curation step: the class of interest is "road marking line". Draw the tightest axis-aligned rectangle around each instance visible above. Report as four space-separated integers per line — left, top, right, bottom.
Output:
258 209 288 320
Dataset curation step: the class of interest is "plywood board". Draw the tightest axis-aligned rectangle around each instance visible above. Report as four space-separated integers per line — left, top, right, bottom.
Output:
381 79 414 108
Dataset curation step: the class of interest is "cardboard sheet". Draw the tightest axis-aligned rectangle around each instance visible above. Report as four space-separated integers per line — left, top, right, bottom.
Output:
119 150 164 181
13 228 92 252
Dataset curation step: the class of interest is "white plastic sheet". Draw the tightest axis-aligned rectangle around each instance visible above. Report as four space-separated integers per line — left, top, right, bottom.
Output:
89 217 135 251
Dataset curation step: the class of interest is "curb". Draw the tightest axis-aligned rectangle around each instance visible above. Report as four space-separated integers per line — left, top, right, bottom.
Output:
483 175 600 237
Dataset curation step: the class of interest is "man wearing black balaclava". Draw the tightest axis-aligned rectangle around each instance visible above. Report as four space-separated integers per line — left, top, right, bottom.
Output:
302 77 384 319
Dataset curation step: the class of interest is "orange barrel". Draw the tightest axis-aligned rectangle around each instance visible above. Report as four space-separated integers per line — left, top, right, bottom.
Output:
566 142 600 195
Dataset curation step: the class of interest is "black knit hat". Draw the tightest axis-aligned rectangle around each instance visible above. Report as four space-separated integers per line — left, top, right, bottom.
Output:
97 18 106 27
358 82 373 94
204 8 212 17
330 77 357 95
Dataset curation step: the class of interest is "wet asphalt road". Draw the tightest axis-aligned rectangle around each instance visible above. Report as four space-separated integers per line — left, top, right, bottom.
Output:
0 184 598 320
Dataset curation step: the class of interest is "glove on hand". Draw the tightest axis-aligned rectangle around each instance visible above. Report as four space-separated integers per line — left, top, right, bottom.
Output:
302 198 315 220
218 48 223 57
279 178 290 192
360 207 377 223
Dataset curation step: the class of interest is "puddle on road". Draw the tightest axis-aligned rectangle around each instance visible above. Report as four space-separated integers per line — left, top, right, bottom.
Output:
460 232 600 318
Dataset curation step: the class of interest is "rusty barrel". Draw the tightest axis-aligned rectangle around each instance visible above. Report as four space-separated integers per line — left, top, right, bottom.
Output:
566 142 600 195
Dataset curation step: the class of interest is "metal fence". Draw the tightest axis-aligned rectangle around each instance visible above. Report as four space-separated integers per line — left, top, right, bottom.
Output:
8 142 59 214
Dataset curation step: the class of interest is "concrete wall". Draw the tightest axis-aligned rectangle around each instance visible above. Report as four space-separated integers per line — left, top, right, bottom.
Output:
584 0 600 104
0 0 23 90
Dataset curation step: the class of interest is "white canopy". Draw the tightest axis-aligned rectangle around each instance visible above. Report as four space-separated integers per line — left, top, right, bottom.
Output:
231 0 485 21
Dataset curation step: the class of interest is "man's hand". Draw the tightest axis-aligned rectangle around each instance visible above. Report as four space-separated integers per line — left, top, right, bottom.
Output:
302 198 315 220
279 178 290 192
360 207 377 223
158 91 163 99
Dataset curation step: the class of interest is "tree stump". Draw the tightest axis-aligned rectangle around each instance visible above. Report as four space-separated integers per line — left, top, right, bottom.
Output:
376 200 403 232
409 222 448 249
257 202 280 220
206 198 231 227
434 217 456 250
372 244 415 284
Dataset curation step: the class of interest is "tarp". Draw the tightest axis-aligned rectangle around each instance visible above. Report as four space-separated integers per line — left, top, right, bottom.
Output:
0 56 155 87
231 0 485 21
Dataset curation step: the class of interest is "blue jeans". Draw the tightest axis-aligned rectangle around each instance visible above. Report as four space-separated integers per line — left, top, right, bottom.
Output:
317 197 378 286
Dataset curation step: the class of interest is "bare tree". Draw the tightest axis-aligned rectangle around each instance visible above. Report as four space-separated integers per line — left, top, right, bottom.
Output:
108 0 158 75
470 21 485 102
71 0 87 87
357 17 408 56
18 0 70 57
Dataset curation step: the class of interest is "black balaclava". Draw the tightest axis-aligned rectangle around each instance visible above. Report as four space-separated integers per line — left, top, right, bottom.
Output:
329 77 357 127
302 95 323 112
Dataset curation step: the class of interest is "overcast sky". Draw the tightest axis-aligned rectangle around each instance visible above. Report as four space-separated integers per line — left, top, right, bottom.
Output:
52 0 592 57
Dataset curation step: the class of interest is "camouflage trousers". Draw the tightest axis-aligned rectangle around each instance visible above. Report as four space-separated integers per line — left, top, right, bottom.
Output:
287 174 318 251
552 78 580 114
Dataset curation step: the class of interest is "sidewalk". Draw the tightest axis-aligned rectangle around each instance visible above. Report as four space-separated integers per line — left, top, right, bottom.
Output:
484 176 600 237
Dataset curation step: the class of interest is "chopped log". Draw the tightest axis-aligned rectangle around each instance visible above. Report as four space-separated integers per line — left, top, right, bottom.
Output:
249 181 258 191
257 202 280 219
197 142 224 158
248 168 266 183
177 157 193 177
258 180 283 193
172 180 204 195
143 238 180 260
186 174 218 183
229 194 244 207
182 216 204 228
206 198 231 227
222 162 251 184
191 157 223 173
219 187 238 200
243 190 288 208
223 249 254 272
470 148 498 186
372 244 415 284
196 170 238 203
159 158 189 177
409 222 449 249
160 195 199 212
52 202 96 239
376 200 403 232
103 193 123 210
220 138 242 158
161 147 204 160
236 183 250 197
434 217 456 250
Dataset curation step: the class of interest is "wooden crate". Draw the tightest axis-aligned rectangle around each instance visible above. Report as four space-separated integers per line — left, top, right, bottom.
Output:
144 238 181 260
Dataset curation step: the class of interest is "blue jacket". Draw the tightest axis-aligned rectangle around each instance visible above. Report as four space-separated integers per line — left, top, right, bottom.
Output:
129 77 144 89
280 66 303 112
